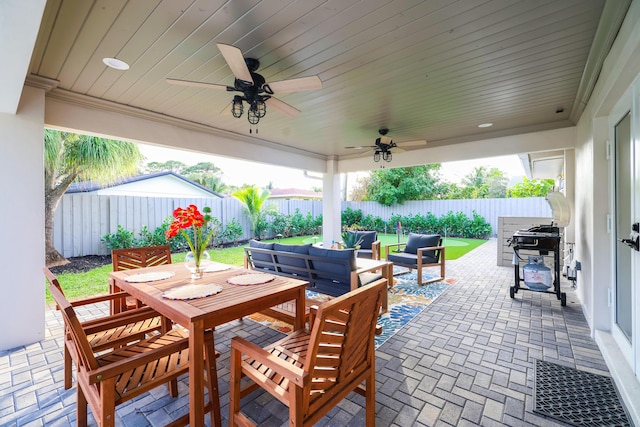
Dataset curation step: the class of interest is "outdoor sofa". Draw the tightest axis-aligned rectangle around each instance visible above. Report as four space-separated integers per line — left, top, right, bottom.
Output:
244 240 389 311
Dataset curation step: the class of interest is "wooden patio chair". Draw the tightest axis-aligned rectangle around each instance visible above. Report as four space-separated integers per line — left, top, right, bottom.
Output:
111 245 172 311
48 280 221 427
229 277 387 427
385 233 446 285
44 267 165 390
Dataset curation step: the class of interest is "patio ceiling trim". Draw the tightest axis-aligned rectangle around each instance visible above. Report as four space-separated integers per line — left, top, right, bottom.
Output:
339 127 576 172
38 85 327 173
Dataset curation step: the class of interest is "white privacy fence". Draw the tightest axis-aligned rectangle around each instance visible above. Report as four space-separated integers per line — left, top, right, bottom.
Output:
53 194 551 257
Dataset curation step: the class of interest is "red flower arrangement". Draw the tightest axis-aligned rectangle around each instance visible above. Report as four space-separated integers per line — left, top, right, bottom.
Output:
165 205 216 272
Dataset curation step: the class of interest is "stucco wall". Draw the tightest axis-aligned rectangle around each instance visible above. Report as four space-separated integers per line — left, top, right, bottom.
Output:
0 86 45 350
574 0 640 333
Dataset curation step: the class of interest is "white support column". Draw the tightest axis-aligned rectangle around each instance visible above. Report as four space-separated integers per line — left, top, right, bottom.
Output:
0 86 46 350
322 157 342 247
564 148 576 244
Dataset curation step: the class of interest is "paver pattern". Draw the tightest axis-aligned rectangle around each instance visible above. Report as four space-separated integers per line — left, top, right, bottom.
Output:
0 239 609 426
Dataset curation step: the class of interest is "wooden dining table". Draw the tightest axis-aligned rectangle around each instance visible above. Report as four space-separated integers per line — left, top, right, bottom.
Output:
109 262 308 427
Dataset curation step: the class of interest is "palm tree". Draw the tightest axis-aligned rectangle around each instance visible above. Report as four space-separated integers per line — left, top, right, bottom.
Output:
232 185 278 239
44 129 143 266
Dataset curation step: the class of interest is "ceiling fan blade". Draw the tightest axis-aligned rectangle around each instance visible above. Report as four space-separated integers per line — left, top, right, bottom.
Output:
396 139 427 147
345 145 377 149
389 146 406 153
265 97 300 117
219 101 233 116
166 78 229 90
265 76 322 94
217 43 253 84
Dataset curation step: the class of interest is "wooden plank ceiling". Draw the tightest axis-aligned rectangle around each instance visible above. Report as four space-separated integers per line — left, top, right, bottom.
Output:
29 0 618 160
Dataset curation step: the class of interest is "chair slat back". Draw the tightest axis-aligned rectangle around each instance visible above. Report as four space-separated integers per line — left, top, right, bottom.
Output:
112 245 171 271
46 275 101 371
305 278 386 410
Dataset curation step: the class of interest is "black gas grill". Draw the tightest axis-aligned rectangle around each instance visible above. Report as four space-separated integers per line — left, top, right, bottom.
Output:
510 224 566 306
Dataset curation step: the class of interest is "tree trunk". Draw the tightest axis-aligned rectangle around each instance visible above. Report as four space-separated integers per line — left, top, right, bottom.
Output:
45 190 69 267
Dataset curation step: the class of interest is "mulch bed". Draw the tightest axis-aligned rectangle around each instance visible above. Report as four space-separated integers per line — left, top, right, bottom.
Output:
49 255 113 275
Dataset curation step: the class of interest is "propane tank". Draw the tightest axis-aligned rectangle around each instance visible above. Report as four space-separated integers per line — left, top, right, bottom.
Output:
522 256 552 291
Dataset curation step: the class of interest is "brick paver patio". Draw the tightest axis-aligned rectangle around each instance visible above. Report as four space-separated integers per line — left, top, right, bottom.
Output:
0 239 612 426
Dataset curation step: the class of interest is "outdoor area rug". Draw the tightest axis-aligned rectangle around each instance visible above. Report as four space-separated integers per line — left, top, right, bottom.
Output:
247 271 455 348
533 359 633 427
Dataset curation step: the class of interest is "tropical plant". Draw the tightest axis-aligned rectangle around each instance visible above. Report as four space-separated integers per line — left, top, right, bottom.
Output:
44 129 143 266
341 230 364 249
218 218 243 245
232 185 278 239
101 225 136 250
507 177 556 197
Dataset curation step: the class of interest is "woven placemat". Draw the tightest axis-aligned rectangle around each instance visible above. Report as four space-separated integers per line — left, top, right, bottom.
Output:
124 271 175 283
203 262 233 272
227 273 276 286
162 283 223 300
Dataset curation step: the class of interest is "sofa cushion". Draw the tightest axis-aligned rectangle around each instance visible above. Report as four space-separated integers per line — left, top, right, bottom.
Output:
404 233 441 257
356 248 374 259
354 231 377 250
308 246 356 270
308 246 356 287
387 251 439 268
249 240 275 264
273 243 311 277
358 271 383 286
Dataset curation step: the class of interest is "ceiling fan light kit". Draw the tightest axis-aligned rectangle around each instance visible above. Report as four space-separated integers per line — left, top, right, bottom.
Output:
167 43 321 128
346 128 426 164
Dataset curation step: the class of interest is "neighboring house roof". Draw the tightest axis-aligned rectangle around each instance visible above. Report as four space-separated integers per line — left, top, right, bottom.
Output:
66 171 222 198
269 188 322 200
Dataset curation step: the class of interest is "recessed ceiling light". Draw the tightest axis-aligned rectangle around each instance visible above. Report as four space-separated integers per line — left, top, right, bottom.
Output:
102 57 130 70
478 123 493 128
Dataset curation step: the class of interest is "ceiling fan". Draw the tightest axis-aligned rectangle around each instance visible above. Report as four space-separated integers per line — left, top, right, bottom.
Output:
346 129 427 162
166 43 322 126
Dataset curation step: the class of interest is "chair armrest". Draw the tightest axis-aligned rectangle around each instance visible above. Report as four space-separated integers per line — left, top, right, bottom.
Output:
88 329 211 383
416 246 445 267
81 307 162 333
231 336 307 384
351 261 385 291
69 291 131 308
371 240 381 260
416 245 445 256
385 243 406 257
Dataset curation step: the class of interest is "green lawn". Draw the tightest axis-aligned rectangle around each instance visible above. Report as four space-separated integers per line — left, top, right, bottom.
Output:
47 235 486 302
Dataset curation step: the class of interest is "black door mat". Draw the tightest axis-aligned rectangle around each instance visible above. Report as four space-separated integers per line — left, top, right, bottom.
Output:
533 359 633 427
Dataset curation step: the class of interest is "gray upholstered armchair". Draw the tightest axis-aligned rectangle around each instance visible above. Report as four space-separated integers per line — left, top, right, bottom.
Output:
348 230 381 260
385 233 445 285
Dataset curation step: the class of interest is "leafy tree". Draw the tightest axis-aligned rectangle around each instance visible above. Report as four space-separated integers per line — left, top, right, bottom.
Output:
44 130 143 266
507 177 555 197
365 164 446 206
183 162 221 174
459 166 508 199
145 160 187 173
232 185 278 238
349 174 371 201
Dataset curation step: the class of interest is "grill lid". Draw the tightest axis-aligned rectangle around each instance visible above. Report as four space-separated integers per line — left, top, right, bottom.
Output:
546 191 571 227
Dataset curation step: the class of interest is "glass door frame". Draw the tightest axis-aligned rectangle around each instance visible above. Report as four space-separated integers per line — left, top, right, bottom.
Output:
609 81 639 373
